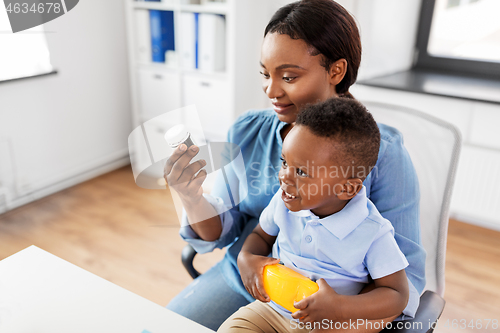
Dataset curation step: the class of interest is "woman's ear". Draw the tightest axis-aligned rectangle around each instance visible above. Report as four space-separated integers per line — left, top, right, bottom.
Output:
337 178 362 200
328 58 348 87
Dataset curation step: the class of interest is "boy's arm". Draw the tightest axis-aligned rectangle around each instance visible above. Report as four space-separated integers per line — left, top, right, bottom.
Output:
292 269 409 323
240 224 276 256
237 225 279 302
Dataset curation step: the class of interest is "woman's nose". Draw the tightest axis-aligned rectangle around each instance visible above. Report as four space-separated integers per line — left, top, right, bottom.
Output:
263 78 284 99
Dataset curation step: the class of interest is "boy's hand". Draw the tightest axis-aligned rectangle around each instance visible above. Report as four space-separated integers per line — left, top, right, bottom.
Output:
237 251 280 303
291 279 342 324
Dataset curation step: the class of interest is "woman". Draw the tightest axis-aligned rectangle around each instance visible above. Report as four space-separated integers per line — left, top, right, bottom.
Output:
164 0 426 331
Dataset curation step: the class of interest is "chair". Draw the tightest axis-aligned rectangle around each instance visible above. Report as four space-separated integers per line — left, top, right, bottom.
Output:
181 101 462 333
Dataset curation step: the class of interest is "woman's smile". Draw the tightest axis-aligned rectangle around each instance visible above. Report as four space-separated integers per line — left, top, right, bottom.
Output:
272 102 295 114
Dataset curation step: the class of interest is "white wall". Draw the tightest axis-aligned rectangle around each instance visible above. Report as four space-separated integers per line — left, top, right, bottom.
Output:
350 0 422 80
0 0 132 212
269 0 422 80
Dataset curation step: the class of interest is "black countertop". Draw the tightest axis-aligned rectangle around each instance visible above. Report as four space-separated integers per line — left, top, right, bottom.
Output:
358 68 500 105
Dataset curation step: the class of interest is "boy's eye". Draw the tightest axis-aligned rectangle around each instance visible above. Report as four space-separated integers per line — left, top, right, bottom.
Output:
296 168 308 177
280 157 287 168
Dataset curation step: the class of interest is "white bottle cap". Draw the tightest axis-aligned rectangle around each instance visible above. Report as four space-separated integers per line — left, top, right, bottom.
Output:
164 124 190 148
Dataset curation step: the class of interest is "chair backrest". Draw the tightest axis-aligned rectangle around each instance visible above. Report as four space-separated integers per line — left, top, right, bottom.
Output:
362 101 462 297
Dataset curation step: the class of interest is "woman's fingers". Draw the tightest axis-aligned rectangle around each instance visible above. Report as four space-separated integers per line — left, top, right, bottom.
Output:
166 145 201 185
163 144 188 178
177 159 207 185
170 145 200 181
187 169 207 191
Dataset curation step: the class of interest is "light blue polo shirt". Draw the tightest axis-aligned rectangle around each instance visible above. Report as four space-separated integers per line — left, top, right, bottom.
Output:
260 186 409 319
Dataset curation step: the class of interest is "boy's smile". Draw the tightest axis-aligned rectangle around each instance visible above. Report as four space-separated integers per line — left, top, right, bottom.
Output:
279 125 361 218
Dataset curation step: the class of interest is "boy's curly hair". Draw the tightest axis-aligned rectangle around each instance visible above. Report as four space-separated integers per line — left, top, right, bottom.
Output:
296 98 380 179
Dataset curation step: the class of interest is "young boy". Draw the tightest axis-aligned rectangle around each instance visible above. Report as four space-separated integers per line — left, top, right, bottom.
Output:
218 98 410 333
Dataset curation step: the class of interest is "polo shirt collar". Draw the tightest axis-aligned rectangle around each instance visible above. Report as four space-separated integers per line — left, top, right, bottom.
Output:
287 186 369 240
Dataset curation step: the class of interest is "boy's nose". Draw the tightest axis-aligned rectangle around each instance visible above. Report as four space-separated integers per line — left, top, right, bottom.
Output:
279 167 294 185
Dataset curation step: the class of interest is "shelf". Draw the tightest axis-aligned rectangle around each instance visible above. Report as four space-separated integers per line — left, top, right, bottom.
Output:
181 67 228 79
136 62 179 72
180 4 227 15
132 2 228 15
132 2 176 11
136 62 228 80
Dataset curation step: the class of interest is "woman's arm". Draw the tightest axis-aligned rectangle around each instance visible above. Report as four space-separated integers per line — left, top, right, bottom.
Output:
177 158 247 252
164 144 222 241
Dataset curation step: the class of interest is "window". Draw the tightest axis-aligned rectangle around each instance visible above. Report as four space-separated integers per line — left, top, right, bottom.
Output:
415 0 500 77
0 6 55 82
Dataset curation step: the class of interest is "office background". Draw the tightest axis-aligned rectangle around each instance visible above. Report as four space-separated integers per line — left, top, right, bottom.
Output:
0 0 499 332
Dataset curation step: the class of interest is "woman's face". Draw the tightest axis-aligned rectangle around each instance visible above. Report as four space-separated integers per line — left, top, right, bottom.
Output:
260 33 340 124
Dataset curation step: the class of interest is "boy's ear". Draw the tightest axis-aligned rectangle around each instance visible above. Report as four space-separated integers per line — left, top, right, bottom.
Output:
337 178 363 200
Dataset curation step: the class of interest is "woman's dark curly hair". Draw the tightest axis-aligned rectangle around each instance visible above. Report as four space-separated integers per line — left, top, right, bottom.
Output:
296 98 380 177
265 0 361 98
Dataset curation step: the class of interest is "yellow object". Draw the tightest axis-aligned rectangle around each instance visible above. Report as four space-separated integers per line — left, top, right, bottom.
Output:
263 264 319 313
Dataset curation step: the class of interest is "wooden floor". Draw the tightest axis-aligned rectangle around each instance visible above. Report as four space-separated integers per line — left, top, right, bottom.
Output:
1 166 499 332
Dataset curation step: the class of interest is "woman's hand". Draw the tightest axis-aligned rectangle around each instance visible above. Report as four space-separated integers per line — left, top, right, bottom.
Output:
291 278 342 324
237 251 280 303
163 144 207 205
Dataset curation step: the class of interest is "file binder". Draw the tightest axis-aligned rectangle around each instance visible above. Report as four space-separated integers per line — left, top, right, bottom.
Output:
150 10 175 63
179 12 198 69
198 14 226 72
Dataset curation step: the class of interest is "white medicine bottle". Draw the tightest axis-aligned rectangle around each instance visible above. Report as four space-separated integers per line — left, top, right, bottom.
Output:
164 124 195 149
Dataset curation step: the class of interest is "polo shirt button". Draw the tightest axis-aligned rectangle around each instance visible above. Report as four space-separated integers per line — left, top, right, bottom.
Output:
305 235 312 243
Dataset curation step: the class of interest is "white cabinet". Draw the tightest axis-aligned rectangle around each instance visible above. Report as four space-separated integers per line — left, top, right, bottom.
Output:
125 0 273 144
182 73 231 140
138 68 181 121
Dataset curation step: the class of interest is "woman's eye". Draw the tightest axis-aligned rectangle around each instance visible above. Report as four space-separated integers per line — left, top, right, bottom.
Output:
296 168 308 177
260 71 270 79
280 157 287 168
283 76 296 83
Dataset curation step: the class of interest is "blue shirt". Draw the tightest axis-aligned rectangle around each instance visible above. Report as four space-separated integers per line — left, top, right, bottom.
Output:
180 109 425 320
260 186 409 319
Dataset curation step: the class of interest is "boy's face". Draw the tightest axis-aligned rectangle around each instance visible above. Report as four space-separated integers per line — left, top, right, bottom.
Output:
279 125 359 218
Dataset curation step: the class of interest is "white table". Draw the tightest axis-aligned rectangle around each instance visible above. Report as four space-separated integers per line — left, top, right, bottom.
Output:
0 246 214 333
